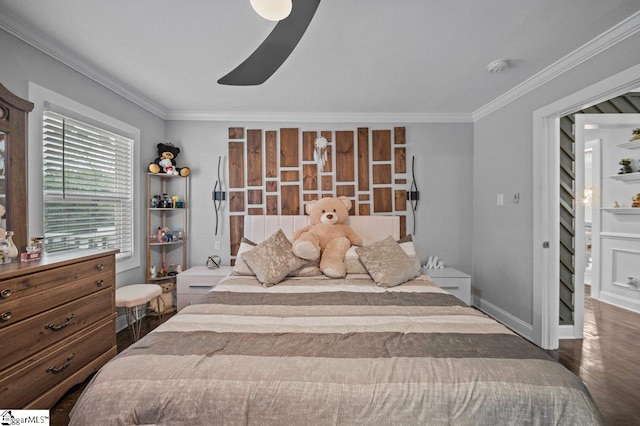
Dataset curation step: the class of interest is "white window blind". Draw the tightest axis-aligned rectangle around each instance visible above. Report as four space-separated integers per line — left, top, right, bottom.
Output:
43 110 134 258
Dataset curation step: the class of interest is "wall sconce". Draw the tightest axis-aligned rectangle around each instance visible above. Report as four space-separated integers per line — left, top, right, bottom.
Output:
406 156 420 235
314 136 328 171
250 0 292 21
212 156 226 236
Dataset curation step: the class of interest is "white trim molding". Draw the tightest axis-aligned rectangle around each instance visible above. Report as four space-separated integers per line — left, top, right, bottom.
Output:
533 63 640 350
474 11 640 121
164 111 473 123
1 5 638 123
473 296 535 342
0 8 168 119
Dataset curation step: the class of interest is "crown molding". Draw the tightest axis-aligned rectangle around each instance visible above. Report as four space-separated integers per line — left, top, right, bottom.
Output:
0 9 169 119
2 6 637 124
473 10 640 121
165 111 474 123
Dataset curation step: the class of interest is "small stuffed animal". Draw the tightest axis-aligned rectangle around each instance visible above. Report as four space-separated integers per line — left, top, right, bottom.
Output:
292 196 362 278
630 128 640 142
149 142 191 176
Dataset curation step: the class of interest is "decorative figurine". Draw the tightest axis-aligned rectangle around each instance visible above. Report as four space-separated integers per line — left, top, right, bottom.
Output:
630 128 640 142
619 158 633 174
632 193 640 208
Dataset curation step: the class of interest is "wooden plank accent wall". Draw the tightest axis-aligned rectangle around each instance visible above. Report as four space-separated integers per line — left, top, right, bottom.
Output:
372 130 391 161
281 185 300 215
228 142 244 188
228 126 411 263
280 128 299 167
265 131 278 178
229 127 244 139
357 128 369 191
246 130 262 186
335 131 355 182
302 131 317 161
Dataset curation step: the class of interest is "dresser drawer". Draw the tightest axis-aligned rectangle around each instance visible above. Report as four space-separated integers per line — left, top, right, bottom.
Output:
0 288 114 371
0 255 114 304
0 319 115 408
0 270 114 329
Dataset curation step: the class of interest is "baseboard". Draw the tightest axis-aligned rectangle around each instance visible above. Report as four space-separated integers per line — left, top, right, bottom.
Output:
557 324 577 339
473 296 535 342
599 291 640 314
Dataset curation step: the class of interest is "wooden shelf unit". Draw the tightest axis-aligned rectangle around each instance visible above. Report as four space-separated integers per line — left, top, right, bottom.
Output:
145 173 189 285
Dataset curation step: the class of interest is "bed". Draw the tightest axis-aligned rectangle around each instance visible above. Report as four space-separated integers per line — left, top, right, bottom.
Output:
69 216 602 425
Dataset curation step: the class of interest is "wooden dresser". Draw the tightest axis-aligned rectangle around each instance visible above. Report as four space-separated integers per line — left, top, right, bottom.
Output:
0 250 118 408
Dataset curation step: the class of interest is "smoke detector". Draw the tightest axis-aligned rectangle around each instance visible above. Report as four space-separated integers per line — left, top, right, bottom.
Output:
487 59 510 73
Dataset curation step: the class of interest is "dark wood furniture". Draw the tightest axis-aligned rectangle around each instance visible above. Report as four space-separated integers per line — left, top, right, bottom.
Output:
0 83 34 252
0 249 117 408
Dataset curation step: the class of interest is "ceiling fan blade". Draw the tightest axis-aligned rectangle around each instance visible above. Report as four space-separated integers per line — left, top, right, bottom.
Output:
218 0 321 86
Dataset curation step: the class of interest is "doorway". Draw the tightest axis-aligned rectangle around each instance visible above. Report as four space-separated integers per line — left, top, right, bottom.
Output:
533 63 640 350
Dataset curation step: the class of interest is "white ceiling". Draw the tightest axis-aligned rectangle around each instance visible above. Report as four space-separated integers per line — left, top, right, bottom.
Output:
1 0 639 120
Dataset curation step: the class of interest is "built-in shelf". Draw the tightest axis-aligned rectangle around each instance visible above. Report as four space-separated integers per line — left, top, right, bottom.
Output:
609 172 640 182
602 208 640 215
617 140 640 150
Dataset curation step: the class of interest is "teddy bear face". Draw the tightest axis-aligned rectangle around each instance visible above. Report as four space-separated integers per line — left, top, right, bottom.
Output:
156 143 180 160
306 196 352 225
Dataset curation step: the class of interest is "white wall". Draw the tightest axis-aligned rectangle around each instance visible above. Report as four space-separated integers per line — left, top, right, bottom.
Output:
0 29 165 287
582 120 640 312
473 31 640 338
165 121 474 275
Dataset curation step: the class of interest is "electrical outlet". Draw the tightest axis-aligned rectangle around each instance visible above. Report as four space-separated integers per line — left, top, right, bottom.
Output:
497 194 504 206
214 240 221 250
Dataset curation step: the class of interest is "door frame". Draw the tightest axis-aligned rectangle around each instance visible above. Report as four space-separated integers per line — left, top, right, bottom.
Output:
532 63 640 350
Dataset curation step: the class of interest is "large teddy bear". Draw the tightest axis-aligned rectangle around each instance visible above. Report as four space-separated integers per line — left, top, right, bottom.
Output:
292 196 362 278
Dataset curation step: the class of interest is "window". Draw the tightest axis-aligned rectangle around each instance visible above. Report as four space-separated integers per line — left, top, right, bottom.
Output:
42 110 134 259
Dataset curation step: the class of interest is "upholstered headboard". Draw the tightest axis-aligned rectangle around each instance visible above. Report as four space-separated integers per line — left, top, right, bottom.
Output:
243 215 400 246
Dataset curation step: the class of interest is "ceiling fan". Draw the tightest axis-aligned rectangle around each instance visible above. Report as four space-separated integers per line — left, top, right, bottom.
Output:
218 0 321 86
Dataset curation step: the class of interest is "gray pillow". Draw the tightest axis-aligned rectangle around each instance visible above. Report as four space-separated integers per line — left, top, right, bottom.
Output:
241 229 306 286
234 236 320 277
345 234 418 274
232 238 258 276
355 235 422 287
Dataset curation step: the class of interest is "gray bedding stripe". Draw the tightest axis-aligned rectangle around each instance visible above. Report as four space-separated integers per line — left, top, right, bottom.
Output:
199 291 466 307
182 303 482 318
121 331 551 360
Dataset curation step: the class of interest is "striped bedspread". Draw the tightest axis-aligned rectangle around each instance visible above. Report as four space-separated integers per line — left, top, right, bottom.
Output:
70 275 603 425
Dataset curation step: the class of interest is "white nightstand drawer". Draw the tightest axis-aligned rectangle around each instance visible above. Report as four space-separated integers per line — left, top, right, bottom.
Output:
177 266 232 311
178 293 209 310
425 267 471 305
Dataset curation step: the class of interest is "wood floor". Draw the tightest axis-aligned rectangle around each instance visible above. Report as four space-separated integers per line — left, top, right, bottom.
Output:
49 293 640 425
547 287 640 425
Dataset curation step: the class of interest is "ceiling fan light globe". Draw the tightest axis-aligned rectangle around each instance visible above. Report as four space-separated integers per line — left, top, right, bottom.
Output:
250 0 293 21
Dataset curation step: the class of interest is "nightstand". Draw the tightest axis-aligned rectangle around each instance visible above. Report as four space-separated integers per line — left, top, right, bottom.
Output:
425 267 471 305
176 265 232 310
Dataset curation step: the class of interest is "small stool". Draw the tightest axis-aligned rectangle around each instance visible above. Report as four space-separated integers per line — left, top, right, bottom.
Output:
116 284 163 341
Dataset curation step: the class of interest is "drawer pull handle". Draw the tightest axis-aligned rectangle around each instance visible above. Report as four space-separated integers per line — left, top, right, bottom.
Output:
96 280 105 287
46 353 75 374
1 288 11 298
0 311 11 321
96 263 105 271
46 314 75 331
